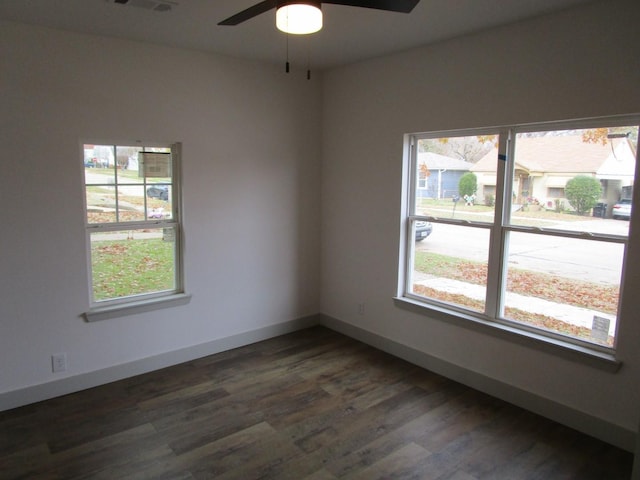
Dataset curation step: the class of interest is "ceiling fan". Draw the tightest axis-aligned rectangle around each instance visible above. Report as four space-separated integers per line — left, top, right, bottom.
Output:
218 0 420 34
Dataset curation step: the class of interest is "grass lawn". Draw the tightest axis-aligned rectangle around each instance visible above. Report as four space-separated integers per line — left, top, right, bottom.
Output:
91 236 175 301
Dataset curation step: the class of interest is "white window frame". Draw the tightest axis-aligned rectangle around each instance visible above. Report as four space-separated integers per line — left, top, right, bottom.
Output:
397 115 639 369
82 141 189 321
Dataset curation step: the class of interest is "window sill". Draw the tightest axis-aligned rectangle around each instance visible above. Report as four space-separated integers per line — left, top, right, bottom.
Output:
393 296 621 373
84 293 192 322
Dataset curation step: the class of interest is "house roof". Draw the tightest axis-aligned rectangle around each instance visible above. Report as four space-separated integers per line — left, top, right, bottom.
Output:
472 135 635 175
418 152 473 171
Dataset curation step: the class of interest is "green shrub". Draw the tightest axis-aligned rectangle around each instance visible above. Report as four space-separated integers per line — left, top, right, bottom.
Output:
458 172 477 198
484 194 495 206
565 175 602 215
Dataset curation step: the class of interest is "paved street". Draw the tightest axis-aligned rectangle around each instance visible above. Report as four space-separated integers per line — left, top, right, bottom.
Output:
416 217 628 285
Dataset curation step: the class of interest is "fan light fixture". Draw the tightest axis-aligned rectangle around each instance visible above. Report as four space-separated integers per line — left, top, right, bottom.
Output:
276 1 322 35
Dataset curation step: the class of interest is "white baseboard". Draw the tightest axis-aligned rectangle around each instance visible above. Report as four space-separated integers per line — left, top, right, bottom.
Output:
319 314 637 453
0 315 318 412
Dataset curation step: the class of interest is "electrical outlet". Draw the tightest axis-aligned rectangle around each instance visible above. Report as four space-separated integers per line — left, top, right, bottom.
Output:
357 303 365 315
52 353 67 373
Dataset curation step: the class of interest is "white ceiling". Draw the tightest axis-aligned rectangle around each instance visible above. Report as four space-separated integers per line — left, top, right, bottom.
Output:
0 0 597 70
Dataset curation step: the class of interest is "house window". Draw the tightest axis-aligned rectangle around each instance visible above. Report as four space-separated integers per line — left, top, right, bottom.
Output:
83 142 183 309
547 187 565 198
400 118 638 354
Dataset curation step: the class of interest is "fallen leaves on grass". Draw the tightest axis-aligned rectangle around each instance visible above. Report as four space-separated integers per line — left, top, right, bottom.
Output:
413 285 612 346
415 252 618 314
507 270 618 315
96 244 129 255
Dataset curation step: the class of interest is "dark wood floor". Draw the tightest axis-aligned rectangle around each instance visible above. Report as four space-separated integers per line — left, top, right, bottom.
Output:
1 326 633 479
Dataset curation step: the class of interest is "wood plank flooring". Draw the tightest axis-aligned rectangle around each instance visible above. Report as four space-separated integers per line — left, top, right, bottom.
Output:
0 326 633 479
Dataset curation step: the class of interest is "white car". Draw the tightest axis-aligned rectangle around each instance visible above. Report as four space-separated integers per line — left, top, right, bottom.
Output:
612 199 632 220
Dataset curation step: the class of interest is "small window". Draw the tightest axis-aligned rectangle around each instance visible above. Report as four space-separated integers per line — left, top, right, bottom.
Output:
546 187 565 200
83 143 182 307
401 118 638 353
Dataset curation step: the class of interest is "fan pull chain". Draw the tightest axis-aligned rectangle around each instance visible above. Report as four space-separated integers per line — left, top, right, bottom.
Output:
306 39 311 80
285 34 290 73
283 32 313 79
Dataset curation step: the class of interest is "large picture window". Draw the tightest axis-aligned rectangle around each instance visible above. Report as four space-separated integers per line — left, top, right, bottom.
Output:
83 142 183 309
401 117 638 353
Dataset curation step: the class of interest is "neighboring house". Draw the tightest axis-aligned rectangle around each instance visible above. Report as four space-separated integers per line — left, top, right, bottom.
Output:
417 152 472 199
471 135 636 214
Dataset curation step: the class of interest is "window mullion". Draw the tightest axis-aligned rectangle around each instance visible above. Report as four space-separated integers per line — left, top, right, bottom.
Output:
142 146 149 219
485 129 512 318
170 142 183 294
88 218 175 231
109 145 121 223
408 137 418 216
404 137 418 296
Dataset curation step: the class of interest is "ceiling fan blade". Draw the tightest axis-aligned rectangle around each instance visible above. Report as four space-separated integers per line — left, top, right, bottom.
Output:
218 0 278 26
218 0 419 27
323 0 419 13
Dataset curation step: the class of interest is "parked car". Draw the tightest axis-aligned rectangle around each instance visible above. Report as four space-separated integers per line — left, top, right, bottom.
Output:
612 198 632 220
146 185 169 201
415 221 433 241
